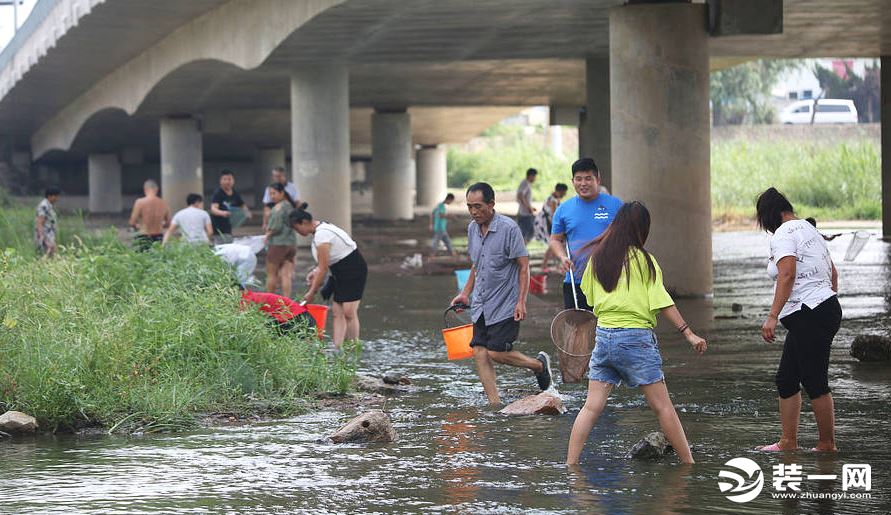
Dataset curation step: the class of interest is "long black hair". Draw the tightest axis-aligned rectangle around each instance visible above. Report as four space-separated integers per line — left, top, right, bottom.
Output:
755 187 794 234
268 182 295 208
581 201 657 292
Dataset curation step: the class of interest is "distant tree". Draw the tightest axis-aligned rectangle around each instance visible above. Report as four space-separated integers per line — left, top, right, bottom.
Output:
710 60 797 125
813 60 880 123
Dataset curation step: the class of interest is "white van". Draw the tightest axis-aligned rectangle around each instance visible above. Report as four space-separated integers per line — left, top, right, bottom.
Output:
779 99 858 124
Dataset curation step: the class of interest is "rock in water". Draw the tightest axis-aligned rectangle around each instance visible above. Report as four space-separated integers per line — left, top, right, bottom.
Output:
499 392 566 416
0 411 38 434
629 431 674 459
328 410 397 444
851 335 891 362
354 375 400 395
382 372 412 386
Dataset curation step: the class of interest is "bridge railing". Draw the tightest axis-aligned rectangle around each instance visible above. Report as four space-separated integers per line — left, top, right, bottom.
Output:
0 0 59 72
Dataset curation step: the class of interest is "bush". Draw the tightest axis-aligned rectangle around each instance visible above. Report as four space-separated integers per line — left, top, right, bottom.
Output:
0 242 358 433
712 139 880 221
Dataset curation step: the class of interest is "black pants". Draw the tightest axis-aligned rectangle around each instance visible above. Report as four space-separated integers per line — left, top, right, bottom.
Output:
776 296 842 399
562 282 593 311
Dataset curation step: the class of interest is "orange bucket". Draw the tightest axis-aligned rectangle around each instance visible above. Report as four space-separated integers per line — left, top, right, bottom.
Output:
442 304 474 360
305 304 329 338
442 324 474 360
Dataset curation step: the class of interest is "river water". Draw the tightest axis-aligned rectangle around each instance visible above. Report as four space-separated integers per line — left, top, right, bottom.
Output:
1 229 889 514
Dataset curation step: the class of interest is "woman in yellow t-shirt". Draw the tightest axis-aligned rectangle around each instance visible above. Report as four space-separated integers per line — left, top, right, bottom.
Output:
566 201 708 465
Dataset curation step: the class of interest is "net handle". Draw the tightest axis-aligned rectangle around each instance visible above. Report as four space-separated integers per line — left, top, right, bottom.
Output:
566 241 579 310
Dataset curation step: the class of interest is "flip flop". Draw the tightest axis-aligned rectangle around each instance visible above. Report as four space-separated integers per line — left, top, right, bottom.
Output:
811 447 838 452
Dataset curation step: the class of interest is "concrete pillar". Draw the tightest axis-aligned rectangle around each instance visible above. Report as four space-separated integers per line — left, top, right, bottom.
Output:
351 161 367 183
548 125 564 157
290 65 351 232
371 110 413 220
579 57 611 189
87 153 122 213
610 3 711 295
160 117 203 212
416 145 447 209
882 57 891 240
256 146 285 205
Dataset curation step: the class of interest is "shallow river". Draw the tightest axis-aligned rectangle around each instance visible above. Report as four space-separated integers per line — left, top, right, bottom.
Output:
1 230 889 514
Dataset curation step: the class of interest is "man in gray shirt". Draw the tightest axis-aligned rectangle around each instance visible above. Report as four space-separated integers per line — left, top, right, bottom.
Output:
516 168 538 243
452 182 553 405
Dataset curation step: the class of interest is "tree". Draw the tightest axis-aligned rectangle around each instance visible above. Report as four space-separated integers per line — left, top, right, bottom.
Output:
814 60 880 123
710 60 797 125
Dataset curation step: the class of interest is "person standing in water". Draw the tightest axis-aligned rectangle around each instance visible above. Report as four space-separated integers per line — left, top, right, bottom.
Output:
757 188 841 452
566 201 707 465
516 168 538 243
430 193 457 256
289 209 368 348
533 182 569 272
549 158 623 311
451 182 553 405
264 182 297 298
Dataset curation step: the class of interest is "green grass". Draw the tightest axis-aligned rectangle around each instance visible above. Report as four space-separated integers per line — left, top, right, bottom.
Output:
0 238 358 433
448 126 881 222
448 128 575 197
711 139 880 221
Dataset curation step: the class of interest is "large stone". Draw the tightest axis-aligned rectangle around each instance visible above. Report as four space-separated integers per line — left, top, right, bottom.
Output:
499 392 566 416
629 431 674 460
851 335 891 362
328 410 398 444
355 374 400 395
0 411 38 434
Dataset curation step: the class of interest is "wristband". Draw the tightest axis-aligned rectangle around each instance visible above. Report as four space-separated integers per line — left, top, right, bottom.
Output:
677 323 689 334
767 313 778 320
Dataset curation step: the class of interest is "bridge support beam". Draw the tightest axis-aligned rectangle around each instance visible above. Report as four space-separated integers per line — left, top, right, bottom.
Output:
256 146 285 206
610 2 711 295
372 110 414 220
291 65 351 232
579 57 611 190
416 144 447 209
882 56 891 240
160 117 203 212
88 153 122 213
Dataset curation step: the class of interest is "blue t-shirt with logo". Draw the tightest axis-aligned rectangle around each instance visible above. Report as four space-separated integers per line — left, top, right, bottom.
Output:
551 193 623 283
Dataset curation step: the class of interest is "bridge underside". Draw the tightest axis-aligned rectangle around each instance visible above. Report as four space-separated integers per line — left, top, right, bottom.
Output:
1 0 890 294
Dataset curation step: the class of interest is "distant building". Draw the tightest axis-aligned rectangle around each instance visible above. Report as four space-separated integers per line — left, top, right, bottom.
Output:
771 58 873 104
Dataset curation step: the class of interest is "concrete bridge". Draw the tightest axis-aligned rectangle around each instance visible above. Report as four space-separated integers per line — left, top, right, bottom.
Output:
1 0 888 295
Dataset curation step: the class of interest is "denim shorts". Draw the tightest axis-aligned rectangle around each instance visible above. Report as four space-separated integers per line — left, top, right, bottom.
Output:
588 327 664 387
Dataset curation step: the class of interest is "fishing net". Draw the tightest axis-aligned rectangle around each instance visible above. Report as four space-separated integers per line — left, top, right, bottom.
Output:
844 231 870 262
550 308 597 383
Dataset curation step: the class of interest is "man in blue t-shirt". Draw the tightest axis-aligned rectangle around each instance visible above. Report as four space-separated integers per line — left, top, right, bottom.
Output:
548 158 623 310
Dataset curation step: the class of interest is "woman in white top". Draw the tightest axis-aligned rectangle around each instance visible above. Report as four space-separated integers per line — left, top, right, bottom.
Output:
756 188 841 453
289 209 368 348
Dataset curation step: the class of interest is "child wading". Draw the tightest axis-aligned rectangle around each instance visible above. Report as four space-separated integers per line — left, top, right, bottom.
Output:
566 201 707 465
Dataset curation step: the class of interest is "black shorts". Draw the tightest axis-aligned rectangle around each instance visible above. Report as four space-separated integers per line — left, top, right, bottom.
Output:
776 296 842 399
134 233 163 252
329 249 368 303
471 314 519 352
563 282 593 311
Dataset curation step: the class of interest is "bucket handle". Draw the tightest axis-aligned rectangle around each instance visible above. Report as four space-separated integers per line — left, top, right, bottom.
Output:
444 303 471 326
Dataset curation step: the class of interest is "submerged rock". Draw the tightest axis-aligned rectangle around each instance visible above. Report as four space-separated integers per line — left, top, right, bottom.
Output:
629 431 674 460
0 411 38 434
851 335 891 362
500 392 566 416
328 410 398 444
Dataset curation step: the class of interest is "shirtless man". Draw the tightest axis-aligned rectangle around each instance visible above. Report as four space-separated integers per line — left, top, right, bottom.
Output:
128 179 171 251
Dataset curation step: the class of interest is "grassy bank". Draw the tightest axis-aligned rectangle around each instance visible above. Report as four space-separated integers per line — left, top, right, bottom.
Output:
0 229 358 433
448 126 881 222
